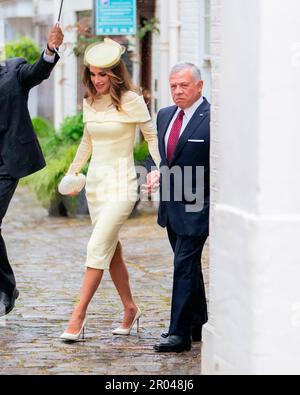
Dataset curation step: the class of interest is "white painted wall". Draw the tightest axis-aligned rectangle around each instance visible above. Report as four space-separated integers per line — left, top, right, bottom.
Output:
1 0 33 18
153 0 212 111
179 0 211 99
202 0 300 375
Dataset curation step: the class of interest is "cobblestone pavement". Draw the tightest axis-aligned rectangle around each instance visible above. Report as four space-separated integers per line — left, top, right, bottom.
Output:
0 187 208 375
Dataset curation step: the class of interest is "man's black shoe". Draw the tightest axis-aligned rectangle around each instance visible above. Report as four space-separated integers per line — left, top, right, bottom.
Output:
154 335 191 353
161 327 202 342
191 331 202 342
0 288 19 317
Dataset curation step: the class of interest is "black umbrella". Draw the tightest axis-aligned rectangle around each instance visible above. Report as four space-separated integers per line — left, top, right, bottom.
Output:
57 0 64 24
54 0 64 54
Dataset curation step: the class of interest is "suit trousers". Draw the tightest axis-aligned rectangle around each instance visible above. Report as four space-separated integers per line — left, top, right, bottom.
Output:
0 157 18 295
167 223 208 338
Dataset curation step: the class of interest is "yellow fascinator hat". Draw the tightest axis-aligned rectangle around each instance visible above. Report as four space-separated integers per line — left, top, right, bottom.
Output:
83 38 126 69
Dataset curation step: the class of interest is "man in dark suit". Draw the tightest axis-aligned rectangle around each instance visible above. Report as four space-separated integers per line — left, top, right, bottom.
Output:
145 63 210 352
0 25 64 317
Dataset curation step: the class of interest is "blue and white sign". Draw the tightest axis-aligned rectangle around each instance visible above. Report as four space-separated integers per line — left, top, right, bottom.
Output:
95 0 137 36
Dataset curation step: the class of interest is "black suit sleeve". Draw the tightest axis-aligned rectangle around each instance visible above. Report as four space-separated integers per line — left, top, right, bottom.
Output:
145 154 157 172
16 52 60 90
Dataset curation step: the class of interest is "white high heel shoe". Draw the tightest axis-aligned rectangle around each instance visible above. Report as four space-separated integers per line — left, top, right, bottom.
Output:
112 307 142 335
60 318 87 342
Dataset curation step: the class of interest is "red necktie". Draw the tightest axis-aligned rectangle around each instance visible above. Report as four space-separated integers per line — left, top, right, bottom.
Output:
167 110 185 162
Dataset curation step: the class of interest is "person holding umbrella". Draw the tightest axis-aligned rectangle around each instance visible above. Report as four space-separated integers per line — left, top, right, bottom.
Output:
0 24 64 317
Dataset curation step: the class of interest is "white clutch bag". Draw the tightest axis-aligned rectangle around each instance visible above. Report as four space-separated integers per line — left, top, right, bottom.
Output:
58 173 86 195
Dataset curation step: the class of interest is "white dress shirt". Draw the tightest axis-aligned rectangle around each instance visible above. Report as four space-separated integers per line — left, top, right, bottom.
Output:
43 50 56 63
164 96 204 156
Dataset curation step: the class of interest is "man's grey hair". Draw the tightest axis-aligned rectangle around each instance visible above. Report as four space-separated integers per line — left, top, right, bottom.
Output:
170 63 202 83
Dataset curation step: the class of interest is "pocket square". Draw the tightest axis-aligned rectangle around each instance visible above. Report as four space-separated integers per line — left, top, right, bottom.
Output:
187 139 205 143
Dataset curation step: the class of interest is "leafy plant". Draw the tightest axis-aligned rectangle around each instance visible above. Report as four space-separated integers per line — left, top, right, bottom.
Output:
23 114 86 208
134 140 149 164
137 18 160 40
32 117 55 139
60 113 84 143
25 144 79 205
5 37 40 64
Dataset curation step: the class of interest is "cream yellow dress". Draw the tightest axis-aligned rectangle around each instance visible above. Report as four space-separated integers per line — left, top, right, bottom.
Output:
68 91 161 269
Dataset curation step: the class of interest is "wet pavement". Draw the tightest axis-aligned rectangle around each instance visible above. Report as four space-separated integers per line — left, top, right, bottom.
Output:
0 187 208 375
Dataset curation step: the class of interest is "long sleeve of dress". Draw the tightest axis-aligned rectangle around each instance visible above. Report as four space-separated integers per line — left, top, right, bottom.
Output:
67 126 92 174
120 91 161 169
139 120 161 169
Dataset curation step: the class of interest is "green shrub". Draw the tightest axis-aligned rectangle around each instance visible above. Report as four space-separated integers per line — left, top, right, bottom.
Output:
60 113 84 143
32 117 55 139
24 144 79 206
23 113 86 208
5 37 40 64
40 133 63 158
134 140 149 164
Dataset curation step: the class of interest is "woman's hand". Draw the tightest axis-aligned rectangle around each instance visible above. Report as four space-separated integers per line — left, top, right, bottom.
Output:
141 170 160 195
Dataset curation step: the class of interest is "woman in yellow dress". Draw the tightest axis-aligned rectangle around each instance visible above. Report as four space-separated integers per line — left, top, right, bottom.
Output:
60 39 161 341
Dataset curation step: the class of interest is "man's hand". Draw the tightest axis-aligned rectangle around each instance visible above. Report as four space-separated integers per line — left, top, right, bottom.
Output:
46 25 64 54
141 170 160 195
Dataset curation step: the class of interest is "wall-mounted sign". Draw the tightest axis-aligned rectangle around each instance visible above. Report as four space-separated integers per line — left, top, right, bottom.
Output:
95 0 137 36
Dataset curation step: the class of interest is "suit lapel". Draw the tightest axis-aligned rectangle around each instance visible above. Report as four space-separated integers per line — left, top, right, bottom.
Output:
170 99 210 165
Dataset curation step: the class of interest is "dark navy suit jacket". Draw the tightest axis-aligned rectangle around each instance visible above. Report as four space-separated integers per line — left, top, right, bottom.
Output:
0 53 59 179
148 98 210 237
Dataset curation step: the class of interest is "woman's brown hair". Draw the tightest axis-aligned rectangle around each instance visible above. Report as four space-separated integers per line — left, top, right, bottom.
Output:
83 59 138 111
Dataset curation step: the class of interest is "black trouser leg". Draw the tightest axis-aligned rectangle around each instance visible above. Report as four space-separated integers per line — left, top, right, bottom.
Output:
167 224 207 338
0 161 18 295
